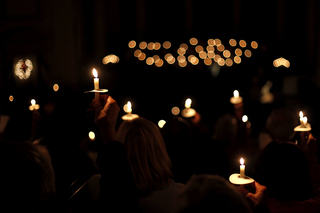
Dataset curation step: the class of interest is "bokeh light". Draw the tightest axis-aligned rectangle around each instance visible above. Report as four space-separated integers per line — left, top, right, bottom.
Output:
128 40 136 48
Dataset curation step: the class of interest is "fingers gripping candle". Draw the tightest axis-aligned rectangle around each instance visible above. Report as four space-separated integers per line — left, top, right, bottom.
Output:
92 68 99 100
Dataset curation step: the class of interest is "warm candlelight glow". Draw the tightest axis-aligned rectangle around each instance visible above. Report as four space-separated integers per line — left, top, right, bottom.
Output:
299 111 303 119
242 115 248 123
88 131 95 140
303 116 308 125
158 120 166 128
240 158 244 165
240 158 245 178
29 99 40 111
233 90 239 98
127 101 132 113
185 98 192 108
92 68 98 78
31 99 36 106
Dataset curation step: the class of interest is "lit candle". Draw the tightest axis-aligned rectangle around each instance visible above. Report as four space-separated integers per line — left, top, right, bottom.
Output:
122 101 139 120
29 99 40 111
242 115 248 123
185 98 192 108
126 101 132 113
303 116 308 126
234 90 239 99
230 90 243 104
240 158 245 178
299 111 304 125
92 68 99 100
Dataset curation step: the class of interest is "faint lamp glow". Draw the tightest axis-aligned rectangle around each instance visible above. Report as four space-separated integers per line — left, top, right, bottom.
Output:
242 115 248 122
239 40 247 48
171 106 180 115
189 37 198 45
223 50 231 58
244 49 252 57
217 44 225 52
179 61 187 67
88 131 95 140
167 56 176 64
195 45 204 53
138 53 146 61
180 43 188 50
204 58 212 66
217 58 226 66
53 84 59 92
226 58 233 66
153 55 160 63
273 57 290 68
177 55 186 63
155 59 164 67
134 49 142 57
251 41 258 49
102 54 119 64
163 41 171 49
177 47 186 55
147 42 155 50
165 53 173 61
128 40 136 48
146 57 154 65
15 59 33 80
229 39 237 47
139 41 147 49
214 54 221 62
199 51 207 59
154 42 161 50
158 120 166 128
208 39 215 46
9 95 14 102
207 46 214 52
214 39 221 46
234 56 241 64
208 51 215 58
235 48 243 56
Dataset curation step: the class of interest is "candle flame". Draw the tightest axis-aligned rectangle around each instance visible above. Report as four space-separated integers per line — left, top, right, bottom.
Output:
185 98 192 108
299 111 303 119
240 158 244 165
31 99 36 106
242 115 248 122
233 90 239 98
303 116 308 124
92 68 98 78
127 101 132 113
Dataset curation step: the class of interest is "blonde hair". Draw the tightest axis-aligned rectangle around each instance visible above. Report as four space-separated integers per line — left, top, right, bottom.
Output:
117 117 173 196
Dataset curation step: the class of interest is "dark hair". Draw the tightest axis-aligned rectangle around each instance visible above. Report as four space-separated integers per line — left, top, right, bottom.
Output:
0 141 55 212
254 141 313 201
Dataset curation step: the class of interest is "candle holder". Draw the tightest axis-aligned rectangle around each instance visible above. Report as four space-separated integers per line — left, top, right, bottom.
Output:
84 89 109 94
230 96 243 104
294 123 311 132
181 108 196 118
121 113 139 121
229 173 254 185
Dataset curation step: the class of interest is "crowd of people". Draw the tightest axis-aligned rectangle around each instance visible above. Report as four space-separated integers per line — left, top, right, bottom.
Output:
0 92 320 213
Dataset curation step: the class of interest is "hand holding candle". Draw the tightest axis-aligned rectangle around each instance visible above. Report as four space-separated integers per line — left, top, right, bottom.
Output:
181 98 196 118
294 111 311 132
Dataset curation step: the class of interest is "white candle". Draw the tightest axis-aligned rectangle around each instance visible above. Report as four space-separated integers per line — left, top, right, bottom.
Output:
240 158 245 178
185 98 192 108
92 68 99 100
299 111 303 125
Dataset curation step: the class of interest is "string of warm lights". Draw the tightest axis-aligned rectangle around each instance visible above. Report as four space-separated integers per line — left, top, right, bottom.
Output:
128 38 258 68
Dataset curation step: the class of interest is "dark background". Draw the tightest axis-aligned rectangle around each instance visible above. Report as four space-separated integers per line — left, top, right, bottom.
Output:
1 0 320 140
